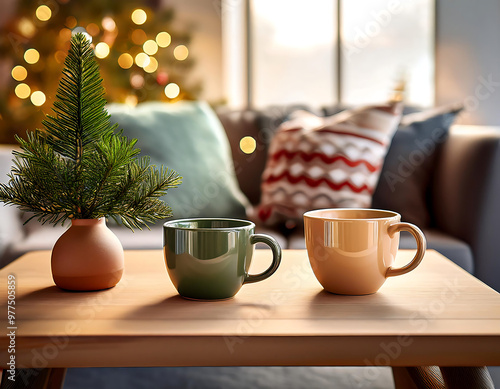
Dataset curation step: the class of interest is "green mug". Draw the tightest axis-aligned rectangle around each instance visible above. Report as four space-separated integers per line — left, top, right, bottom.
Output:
163 218 282 300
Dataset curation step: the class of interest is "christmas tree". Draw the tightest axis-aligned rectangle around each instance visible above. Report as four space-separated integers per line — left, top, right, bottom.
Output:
0 33 182 230
0 0 200 143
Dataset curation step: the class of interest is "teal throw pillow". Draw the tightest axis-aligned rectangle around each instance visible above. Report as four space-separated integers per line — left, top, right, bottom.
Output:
107 101 249 221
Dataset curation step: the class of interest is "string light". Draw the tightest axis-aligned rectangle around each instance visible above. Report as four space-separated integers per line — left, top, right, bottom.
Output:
15 83 31 99
143 40 158 55
131 9 147 25
11 66 28 81
173 45 188 61
118 53 134 69
135 52 150 68
143 57 158 73
54 51 66 64
95 42 110 59
239 136 257 154
35 5 52 21
31 91 46 106
164 83 180 99
24 49 40 65
59 28 72 42
156 32 171 48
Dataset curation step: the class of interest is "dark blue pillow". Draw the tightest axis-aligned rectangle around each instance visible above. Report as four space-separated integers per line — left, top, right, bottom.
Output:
372 103 463 227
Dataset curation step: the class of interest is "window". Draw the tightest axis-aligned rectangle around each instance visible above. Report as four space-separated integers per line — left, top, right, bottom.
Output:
223 0 434 108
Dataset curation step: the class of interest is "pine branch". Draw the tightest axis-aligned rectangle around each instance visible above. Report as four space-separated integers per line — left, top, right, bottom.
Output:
0 33 181 230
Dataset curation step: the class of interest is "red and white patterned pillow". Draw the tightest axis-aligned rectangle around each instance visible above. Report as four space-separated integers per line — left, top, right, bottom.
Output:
256 102 403 226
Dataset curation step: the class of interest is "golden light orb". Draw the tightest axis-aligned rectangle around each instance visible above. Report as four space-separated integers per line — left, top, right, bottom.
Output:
131 29 147 45
102 17 116 31
173 45 189 61
118 53 134 69
31 91 46 106
11 65 28 81
135 52 150 68
239 136 257 154
143 57 158 73
164 83 180 99
94 42 110 59
18 18 36 38
36 5 52 21
24 48 40 65
15 83 31 99
156 31 171 48
143 40 158 55
131 9 147 25
125 95 138 107
86 23 100 36
130 73 145 89
66 16 77 29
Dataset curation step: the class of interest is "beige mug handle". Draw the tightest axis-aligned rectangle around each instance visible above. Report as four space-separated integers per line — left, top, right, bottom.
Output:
386 222 426 277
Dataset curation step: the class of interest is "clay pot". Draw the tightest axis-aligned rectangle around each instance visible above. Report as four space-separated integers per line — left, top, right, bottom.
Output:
51 218 124 291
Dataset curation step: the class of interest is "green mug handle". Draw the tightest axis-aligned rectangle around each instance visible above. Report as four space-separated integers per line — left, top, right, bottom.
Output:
244 234 282 284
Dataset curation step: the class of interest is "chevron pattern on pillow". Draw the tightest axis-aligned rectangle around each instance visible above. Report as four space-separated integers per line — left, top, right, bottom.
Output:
256 102 403 226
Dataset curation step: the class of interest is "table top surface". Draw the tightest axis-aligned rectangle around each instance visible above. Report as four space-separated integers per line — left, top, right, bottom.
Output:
1 249 499 368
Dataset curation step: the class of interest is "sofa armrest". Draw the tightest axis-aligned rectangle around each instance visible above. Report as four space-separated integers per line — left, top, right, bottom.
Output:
0 146 24 268
432 126 500 291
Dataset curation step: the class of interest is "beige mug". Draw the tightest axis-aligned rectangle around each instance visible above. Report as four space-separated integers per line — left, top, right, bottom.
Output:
304 208 426 295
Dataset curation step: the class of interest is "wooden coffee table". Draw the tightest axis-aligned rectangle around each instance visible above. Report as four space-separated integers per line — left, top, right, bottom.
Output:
1 249 499 388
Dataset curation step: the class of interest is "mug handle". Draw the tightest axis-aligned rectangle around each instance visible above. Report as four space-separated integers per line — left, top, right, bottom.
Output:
244 234 282 284
386 222 426 277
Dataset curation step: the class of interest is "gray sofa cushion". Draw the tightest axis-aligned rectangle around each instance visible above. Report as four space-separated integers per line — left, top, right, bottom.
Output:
399 229 474 273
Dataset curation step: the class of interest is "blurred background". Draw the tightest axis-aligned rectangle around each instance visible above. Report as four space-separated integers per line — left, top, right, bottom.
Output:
1 0 500 143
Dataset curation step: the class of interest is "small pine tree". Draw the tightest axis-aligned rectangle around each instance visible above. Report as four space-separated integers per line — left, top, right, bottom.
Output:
0 33 181 230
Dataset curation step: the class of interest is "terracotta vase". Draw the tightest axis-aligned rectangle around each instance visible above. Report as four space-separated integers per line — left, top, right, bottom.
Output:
51 218 124 291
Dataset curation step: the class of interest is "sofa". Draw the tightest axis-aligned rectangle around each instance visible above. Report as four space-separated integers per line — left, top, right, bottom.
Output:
1 101 499 388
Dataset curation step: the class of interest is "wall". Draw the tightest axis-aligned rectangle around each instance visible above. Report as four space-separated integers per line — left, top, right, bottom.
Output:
164 0 224 103
436 0 500 125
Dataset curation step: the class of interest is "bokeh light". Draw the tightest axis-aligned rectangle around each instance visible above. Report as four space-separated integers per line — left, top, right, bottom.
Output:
156 32 171 48
125 95 138 107
173 45 189 61
131 9 147 25
95 42 110 59
18 18 36 38
130 73 145 89
131 29 147 45
164 83 180 99
24 49 40 64
66 16 77 29
239 136 257 154
118 53 134 69
31 91 46 106
143 57 158 73
143 40 158 55
11 66 27 81
135 52 150 68
102 17 116 31
86 23 100 36
15 83 31 99
36 5 52 21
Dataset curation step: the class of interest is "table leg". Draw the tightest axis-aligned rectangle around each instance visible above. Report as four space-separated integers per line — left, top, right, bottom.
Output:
0 368 66 389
